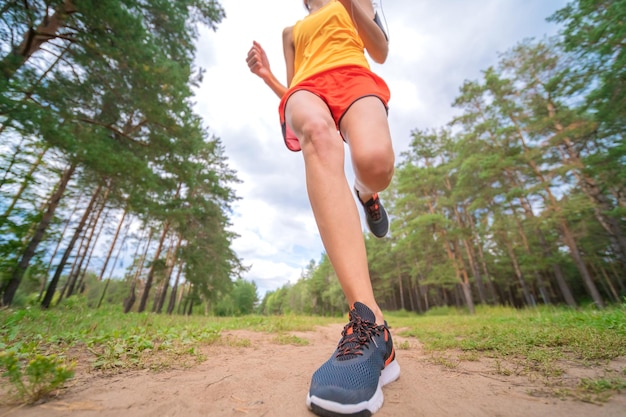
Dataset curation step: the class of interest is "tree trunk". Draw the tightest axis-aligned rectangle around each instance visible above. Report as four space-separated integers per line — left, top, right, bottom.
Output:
558 217 605 307
98 208 127 282
124 230 153 313
152 238 175 313
509 203 551 305
511 117 604 308
451 240 475 313
515 192 577 308
167 261 184 315
424 192 475 313
138 221 170 312
504 240 535 307
38 200 81 301
186 288 194 316
450 198 487 305
591 262 620 303
0 137 27 188
64 191 109 299
1 0 77 80
123 281 137 314
1 163 76 306
469 214 498 304
156 235 182 313
177 283 188 315
397 273 405 311
407 277 416 312
540 231 577 307
1 146 48 218
94 209 126 307
547 102 626 268
42 182 102 308
608 261 626 295
75 201 113 293
97 214 131 308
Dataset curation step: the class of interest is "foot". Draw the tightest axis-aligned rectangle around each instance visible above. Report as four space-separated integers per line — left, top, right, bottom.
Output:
355 190 389 238
306 302 401 416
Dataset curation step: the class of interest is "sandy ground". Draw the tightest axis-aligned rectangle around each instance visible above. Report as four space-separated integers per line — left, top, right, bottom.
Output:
1 323 624 417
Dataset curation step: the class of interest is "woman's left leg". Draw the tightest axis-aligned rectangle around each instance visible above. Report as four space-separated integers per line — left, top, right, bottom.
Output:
340 96 395 200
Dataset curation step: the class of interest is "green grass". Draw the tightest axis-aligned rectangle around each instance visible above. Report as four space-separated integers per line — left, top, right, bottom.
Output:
387 304 626 403
273 333 310 346
1 300 625 405
0 299 338 404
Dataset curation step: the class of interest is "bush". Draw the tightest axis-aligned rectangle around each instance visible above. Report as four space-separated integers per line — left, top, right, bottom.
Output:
0 351 75 404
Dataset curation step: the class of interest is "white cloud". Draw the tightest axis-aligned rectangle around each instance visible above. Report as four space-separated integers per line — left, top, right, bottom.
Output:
193 0 568 298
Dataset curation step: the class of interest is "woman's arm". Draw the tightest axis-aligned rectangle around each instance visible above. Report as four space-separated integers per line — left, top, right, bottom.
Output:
282 25 296 88
246 39 289 99
338 0 389 63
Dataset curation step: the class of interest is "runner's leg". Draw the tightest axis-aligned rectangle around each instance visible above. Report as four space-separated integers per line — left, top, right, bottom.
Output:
340 96 395 203
284 90 384 324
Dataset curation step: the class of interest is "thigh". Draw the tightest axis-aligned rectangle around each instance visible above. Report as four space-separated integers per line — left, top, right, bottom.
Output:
285 90 339 144
339 96 394 160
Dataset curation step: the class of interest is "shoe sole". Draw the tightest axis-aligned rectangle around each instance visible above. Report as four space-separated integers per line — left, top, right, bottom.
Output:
306 358 401 417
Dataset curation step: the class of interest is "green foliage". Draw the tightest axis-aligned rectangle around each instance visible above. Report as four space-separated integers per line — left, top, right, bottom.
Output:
2 0 624 326
397 305 626 356
0 0 240 309
84 275 131 308
577 377 626 403
550 0 626 133
2 300 624 404
0 299 336 386
0 301 219 376
214 279 259 316
390 305 626 401
272 334 310 346
0 351 74 404
259 255 347 316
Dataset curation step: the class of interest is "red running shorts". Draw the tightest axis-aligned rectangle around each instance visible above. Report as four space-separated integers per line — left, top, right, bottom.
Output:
279 65 390 152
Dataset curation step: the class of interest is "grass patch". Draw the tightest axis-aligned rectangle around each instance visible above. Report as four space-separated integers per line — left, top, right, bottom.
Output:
396 340 411 350
273 334 310 346
431 354 460 369
575 376 626 404
220 335 252 348
387 305 626 402
2 301 624 405
0 352 74 404
0 301 338 405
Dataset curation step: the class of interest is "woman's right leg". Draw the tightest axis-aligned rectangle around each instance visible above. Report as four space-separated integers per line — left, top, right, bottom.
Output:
284 90 384 323
285 91 400 416
286 90 400 417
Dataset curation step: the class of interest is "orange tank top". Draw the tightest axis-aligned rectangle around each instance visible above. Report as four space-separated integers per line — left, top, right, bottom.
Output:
290 0 370 87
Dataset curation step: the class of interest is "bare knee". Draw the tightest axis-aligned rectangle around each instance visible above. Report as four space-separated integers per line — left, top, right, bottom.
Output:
299 118 342 162
354 149 395 191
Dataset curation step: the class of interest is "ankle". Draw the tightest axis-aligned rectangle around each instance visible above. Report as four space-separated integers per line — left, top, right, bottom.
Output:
373 308 385 326
350 299 385 326
355 188 374 204
356 301 384 325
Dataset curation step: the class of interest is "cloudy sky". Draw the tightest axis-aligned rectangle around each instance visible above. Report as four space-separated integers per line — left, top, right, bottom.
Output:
193 0 569 298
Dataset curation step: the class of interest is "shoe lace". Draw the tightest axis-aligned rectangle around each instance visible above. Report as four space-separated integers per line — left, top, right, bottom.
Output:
364 194 382 221
335 312 381 360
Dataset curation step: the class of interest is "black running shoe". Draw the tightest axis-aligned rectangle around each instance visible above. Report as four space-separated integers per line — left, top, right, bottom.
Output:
306 302 401 417
356 191 389 238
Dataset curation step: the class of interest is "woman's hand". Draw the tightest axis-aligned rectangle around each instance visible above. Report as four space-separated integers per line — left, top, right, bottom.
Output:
246 40 288 99
246 41 272 81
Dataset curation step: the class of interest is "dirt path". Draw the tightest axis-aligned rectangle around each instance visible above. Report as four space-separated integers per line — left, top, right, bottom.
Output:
1 324 624 417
